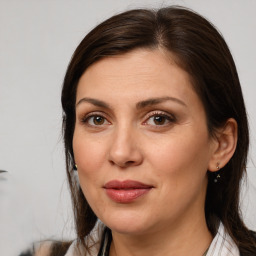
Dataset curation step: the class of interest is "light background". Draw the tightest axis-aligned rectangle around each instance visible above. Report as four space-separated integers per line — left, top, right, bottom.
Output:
0 0 255 255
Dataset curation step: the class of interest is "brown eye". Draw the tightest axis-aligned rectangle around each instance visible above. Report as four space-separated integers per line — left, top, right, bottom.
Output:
84 115 110 126
144 112 175 127
93 116 105 125
153 116 166 125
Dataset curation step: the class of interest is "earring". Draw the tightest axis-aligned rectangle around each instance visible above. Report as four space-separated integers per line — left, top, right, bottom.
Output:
73 164 78 171
214 173 221 183
214 162 221 183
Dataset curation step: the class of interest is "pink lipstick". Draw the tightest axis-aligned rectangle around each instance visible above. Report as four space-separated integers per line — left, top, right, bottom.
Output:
103 180 153 203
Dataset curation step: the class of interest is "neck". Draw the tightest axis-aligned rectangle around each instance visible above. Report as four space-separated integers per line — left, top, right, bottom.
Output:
110 213 212 256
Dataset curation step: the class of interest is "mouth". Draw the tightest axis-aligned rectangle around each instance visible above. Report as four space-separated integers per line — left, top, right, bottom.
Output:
103 180 154 203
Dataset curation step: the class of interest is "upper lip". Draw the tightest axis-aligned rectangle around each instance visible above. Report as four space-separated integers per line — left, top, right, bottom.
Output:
103 180 154 189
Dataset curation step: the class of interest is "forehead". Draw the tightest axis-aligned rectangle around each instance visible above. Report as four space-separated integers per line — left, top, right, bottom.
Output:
77 49 196 100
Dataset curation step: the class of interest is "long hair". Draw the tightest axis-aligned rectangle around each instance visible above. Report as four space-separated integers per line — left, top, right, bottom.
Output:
61 6 256 254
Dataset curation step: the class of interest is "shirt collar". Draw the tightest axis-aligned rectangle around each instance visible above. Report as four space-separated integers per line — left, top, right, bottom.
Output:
206 222 239 256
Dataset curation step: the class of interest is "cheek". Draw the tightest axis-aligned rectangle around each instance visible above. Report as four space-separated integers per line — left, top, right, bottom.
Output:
145 130 211 181
73 132 108 211
73 131 106 174
145 134 210 213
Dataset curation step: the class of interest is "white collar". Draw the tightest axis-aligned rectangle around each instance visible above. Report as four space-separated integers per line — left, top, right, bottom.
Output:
206 222 239 256
65 222 240 256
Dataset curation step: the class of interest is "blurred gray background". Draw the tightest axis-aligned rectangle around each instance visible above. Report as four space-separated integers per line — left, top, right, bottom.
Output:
0 0 255 255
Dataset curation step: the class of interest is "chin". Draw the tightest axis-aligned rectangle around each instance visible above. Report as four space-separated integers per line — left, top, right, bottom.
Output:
100 211 151 235
109 223 148 235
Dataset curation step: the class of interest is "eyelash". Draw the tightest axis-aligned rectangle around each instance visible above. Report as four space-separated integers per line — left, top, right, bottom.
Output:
80 112 110 127
80 111 176 128
143 111 176 127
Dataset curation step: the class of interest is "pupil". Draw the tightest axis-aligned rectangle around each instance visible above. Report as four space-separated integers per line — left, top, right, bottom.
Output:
94 116 104 125
154 116 165 125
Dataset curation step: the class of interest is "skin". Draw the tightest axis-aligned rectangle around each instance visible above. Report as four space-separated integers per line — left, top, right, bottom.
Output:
73 49 228 256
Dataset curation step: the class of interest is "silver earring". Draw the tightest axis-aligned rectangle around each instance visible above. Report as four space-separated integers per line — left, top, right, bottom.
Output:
214 162 221 183
73 164 78 171
214 174 221 183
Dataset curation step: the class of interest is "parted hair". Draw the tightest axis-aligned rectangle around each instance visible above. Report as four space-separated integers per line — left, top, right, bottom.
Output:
61 6 256 254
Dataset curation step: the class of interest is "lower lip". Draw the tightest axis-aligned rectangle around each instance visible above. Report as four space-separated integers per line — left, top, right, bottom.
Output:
105 188 151 203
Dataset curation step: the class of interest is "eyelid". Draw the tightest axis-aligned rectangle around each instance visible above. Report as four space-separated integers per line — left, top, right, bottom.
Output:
142 110 176 125
78 110 176 126
79 111 111 125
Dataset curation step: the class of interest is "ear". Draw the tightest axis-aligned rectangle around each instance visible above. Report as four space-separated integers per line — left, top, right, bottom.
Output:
208 118 238 172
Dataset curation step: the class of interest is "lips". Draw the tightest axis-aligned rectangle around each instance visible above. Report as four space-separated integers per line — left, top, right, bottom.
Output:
103 180 153 203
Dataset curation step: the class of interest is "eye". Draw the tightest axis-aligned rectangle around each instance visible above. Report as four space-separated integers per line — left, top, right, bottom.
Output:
144 112 175 126
82 114 110 126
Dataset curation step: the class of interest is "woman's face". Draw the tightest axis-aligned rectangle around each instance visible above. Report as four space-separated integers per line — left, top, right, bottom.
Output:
73 49 217 235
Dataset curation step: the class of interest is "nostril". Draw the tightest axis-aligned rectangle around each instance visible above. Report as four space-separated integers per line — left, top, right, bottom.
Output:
109 160 115 166
125 161 135 166
109 159 136 168
121 160 136 168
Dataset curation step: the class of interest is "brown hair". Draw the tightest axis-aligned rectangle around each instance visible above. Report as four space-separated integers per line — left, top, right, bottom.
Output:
61 6 256 254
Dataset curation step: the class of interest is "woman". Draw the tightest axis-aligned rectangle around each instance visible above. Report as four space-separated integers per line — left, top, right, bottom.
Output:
24 5 256 256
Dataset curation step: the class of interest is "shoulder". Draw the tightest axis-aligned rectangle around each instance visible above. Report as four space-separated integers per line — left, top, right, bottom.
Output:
251 231 256 238
239 231 256 256
24 221 106 256
65 222 106 256
19 241 72 256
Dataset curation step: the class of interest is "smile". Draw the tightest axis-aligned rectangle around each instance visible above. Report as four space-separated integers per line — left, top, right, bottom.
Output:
103 180 154 203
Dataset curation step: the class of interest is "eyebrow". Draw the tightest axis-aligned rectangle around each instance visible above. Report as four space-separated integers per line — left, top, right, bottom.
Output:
136 96 187 109
76 96 187 109
76 97 111 109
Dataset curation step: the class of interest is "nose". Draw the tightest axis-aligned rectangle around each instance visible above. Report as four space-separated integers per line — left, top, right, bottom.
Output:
108 126 143 168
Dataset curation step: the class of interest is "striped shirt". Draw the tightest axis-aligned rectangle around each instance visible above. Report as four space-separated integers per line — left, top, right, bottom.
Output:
65 222 239 256
207 222 239 256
